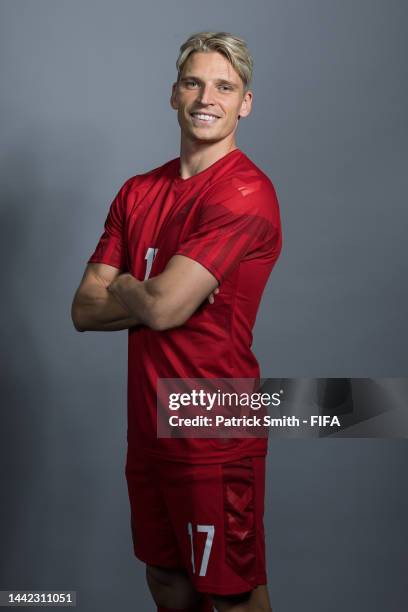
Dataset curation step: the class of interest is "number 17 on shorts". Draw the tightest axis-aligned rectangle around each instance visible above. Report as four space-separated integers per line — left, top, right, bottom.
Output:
187 523 215 577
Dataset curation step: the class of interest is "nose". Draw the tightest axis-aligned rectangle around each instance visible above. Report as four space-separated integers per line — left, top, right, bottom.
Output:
197 83 215 106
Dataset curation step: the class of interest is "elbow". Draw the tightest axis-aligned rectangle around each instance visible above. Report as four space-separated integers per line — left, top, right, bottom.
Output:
71 302 86 332
73 320 85 333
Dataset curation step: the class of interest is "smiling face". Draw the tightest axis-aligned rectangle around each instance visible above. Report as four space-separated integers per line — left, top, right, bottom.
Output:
170 51 253 147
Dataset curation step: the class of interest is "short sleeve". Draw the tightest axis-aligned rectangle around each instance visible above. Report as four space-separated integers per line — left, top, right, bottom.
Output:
174 178 282 284
87 179 131 270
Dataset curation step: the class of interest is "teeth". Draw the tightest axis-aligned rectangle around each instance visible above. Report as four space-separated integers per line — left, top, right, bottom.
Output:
192 113 218 121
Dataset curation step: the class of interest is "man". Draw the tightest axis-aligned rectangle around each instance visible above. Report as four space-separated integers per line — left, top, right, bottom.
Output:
71 31 282 612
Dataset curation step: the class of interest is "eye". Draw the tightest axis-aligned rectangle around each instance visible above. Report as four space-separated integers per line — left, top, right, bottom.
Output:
219 85 232 91
185 79 198 88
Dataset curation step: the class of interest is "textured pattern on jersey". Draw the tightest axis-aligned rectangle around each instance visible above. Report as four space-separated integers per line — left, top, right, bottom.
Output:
176 184 279 284
87 149 282 462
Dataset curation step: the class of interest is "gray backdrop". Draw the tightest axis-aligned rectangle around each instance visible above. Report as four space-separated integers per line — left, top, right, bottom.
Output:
1 1 407 611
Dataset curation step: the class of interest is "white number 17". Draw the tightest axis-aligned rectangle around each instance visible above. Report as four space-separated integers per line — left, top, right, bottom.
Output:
187 522 215 577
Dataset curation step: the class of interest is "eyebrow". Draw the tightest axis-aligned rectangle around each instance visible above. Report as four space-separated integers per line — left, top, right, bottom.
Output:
180 75 239 90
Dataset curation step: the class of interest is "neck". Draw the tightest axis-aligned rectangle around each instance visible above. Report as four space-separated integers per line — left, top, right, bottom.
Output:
178 136 238 179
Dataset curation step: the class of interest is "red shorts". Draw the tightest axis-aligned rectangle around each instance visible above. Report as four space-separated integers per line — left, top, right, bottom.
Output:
125 452 267 595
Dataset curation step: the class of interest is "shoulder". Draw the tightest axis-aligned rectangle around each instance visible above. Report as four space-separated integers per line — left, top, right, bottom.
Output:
205 151 280 223
118 157 177 195
110 157 177 215
230 151 278 201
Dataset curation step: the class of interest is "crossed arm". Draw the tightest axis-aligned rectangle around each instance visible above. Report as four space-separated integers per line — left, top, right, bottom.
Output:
71 255 219 332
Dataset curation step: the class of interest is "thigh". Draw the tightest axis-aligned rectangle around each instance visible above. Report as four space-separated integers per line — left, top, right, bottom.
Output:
210 584 271 612
146 564 202 609
125 450 183 569
156 456 268 596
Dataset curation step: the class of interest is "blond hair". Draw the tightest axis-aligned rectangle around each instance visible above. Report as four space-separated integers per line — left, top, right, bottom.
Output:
176 31 253 91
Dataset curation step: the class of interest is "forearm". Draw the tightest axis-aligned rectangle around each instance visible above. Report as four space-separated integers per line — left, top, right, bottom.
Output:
72 273 142 332
108 263 218 332
107 274 157 329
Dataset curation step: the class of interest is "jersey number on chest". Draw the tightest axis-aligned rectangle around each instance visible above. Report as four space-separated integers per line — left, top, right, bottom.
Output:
144 247 159 280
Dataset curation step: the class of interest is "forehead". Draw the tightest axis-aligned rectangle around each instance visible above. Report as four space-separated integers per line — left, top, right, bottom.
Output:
181 51 242 85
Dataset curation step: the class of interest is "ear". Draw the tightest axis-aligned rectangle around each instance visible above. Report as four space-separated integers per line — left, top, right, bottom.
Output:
238 89 253 119
170 82 179 110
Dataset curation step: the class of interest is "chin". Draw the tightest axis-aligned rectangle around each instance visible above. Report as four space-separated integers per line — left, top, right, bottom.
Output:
192 134 225 144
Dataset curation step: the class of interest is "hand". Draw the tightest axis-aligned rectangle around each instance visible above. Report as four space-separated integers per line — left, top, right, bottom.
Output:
207 286 219 304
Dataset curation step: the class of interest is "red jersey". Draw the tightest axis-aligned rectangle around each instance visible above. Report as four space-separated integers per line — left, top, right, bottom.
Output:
88 148 282 463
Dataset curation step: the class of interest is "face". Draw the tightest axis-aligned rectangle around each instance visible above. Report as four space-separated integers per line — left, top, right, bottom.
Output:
170 51 253 145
